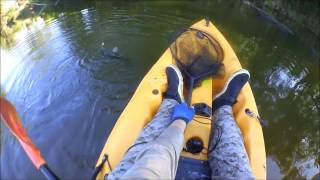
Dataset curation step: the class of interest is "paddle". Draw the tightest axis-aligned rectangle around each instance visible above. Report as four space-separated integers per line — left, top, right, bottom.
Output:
0 97 59 180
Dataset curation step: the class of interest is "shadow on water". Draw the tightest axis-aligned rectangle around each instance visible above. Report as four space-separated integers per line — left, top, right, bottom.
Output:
1 0 319 179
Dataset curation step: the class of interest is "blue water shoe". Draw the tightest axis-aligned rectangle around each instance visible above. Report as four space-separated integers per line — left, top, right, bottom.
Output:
165 64 185 103
212 69 250 111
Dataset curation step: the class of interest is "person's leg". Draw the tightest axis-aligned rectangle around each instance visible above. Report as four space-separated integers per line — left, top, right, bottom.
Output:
208 69 254 179
209 106 253 179
121 120 186 179
107 65 184 179
107 99 178 179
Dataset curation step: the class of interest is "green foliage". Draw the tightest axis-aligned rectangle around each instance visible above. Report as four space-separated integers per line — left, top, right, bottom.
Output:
0 0 53 48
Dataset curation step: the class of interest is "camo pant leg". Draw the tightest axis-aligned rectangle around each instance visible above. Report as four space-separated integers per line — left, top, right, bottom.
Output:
208 105 254 179
107 98 178 180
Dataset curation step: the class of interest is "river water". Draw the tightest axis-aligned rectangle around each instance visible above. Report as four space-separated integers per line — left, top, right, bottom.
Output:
1 1 319 179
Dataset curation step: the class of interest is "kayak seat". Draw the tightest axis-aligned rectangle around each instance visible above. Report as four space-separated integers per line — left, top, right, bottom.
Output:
175 156 211 180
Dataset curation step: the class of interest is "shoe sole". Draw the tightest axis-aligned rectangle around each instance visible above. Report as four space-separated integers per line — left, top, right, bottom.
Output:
168 64 185 102
214 69 250 100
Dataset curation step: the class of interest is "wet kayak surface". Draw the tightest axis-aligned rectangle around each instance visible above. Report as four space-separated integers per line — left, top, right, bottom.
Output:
1 1 319 179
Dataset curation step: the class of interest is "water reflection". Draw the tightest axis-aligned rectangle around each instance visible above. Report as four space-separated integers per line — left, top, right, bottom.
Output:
238 30 320 179
80 8 95 34
1 6 138 178
1 1 319 179
266 66 307 100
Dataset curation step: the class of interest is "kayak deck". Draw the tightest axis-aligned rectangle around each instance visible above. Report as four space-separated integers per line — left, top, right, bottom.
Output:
95 19 266 179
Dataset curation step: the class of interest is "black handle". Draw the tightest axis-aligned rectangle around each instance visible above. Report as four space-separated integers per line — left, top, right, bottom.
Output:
39 164 59 180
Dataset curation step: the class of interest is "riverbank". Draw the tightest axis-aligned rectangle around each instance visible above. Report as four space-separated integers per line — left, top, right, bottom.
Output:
0 0 50 48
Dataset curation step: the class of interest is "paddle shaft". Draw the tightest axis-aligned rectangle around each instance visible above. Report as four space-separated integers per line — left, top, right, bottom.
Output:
0 97 59 180
40 164 59 180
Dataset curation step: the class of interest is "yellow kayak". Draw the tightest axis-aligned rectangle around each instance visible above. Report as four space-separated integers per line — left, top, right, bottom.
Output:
95 19 266 179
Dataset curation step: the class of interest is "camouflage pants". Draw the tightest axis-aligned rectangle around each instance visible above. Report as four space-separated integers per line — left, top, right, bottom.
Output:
107 100 253 179
209 105 254 179
107 99 178 179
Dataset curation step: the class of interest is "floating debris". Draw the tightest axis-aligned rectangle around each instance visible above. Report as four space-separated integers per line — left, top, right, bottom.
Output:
100 42 121 59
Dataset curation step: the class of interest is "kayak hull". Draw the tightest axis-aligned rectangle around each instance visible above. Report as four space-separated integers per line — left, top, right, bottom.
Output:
96 19 266 179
